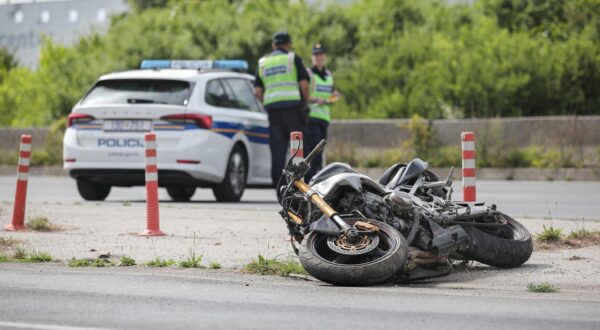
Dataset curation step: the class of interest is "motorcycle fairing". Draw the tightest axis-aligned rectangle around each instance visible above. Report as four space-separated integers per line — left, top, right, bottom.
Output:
310 172 387 199
308 162 359 186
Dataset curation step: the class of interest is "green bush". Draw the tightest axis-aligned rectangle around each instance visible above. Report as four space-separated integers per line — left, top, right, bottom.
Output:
0 0 599 126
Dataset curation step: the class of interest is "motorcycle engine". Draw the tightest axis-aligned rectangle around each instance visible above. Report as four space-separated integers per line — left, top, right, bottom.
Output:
334 189 406 231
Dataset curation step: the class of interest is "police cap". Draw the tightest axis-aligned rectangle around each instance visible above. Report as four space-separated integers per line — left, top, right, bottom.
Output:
272 32 292 45
312 43 327 54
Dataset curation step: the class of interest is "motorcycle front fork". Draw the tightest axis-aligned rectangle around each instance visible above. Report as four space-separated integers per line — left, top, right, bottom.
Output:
293 179 357 237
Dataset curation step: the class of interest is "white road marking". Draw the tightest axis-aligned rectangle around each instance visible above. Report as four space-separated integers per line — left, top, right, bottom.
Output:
0 321 124 330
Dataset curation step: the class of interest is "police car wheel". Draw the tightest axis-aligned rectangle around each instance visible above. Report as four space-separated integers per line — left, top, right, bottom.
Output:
213 146 247 202
166 186 196 202
76 179 111 201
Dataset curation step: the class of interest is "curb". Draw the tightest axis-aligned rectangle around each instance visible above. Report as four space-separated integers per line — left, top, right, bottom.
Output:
0 165 598 181
357 167 600 181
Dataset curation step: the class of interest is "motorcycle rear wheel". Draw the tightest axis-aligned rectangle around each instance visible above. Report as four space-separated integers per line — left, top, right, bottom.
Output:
299 219 407 286
460 213 533 268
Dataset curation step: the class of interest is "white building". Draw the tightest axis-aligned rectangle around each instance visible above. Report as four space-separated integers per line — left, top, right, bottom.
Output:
0 0 128 67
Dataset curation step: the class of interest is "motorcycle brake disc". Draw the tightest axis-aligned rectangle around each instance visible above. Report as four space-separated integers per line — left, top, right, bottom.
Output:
327 233 380 255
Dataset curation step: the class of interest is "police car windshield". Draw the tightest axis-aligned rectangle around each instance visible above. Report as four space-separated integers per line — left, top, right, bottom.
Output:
82 79 191 106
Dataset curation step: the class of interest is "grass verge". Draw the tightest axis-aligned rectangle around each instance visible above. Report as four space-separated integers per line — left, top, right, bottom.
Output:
146 258 176 268
243 255 306 277
527 282 560 293
26 216 64 232
535 226 600 250
179 250 203 269
25 251 54 262
0 237 21 250
4 248 54 263
68 258 91 267
119 256 136 266
535 225 563 242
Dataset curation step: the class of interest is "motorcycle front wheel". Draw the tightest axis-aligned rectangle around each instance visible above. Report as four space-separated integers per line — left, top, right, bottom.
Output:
299 219 407 286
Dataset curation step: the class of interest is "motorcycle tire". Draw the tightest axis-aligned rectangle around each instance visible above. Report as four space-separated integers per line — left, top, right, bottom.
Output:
299 219 407 286
460 213 533 268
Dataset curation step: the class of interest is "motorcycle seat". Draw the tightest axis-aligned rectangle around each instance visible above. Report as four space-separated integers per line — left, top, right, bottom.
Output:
379 164 405 188
379 158 429 189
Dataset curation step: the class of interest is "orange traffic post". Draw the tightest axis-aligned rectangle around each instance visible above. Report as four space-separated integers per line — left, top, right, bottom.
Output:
461 132 477 202
290 131 304 164
139 133 165 236
6 135 32 231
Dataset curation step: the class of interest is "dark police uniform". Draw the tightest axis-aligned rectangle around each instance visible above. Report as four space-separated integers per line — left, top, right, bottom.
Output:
255 32 310 186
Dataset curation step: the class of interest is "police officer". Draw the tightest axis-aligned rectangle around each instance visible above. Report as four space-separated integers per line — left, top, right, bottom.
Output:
255 32 310 187
305 43 340 182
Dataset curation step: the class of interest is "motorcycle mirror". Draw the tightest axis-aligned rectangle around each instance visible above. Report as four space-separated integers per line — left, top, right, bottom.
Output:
445 167 454 186
304 139 327 164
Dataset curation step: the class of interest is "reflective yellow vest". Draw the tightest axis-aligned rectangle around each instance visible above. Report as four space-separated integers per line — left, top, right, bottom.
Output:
258 52 301 106
309 69 334 122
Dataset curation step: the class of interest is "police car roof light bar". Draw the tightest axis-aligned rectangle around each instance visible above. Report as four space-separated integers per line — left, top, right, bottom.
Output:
140 60 248 71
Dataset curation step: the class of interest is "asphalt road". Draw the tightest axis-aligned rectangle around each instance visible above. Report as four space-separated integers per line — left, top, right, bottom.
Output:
1 264 599 330
0 176 598 220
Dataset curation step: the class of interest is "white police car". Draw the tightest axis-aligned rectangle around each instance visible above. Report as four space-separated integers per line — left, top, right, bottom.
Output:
63 60 271 202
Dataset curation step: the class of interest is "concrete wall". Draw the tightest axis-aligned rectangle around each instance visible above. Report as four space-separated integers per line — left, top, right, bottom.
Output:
328 115 600 150
0 115 599 152
0 126 50 151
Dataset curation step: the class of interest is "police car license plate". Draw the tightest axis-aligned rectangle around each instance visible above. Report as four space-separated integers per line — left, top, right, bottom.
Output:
103 120 152 132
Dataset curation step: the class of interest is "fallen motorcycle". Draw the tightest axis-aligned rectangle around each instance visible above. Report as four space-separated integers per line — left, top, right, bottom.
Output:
277 139 533 286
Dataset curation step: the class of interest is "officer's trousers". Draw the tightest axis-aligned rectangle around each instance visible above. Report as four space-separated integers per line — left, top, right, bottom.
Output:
267 107 306 187
305 118 329 182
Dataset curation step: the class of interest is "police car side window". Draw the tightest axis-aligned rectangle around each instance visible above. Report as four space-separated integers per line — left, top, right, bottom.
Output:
243 79 264 112
223 78 261 112
205 79 231 108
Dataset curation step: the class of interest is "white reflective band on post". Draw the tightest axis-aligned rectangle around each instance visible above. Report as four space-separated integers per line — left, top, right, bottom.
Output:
20 143 32 152
17 172 28 181
145 172 158 181
462 159 476 169
146 157 157 165
145 141 157 150
266 82 299 89
19 158 30 166
265 90 301 99
463 176 476 187
461 141 475 151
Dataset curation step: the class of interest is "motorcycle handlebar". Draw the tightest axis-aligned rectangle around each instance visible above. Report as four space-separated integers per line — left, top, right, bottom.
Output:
304 139 327 164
